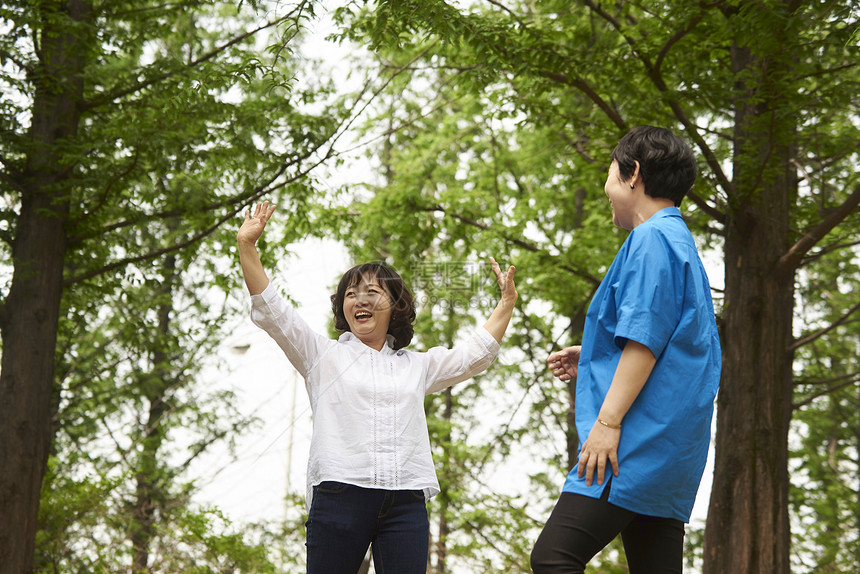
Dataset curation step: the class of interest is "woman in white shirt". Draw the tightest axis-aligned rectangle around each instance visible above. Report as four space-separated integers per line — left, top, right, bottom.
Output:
237 201 518 574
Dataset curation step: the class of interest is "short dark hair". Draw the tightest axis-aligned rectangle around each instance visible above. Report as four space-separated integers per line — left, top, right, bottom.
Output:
611 126 697 207
331 262 416 350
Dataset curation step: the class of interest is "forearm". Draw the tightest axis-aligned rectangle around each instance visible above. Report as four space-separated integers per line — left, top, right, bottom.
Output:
238 239 270 295
597 340 656 427
482 297 516 343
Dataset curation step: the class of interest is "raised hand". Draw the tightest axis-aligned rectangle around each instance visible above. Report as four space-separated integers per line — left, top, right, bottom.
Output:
237 201 275 295
482 257 518 344
237 201 276 245
489 256 517 304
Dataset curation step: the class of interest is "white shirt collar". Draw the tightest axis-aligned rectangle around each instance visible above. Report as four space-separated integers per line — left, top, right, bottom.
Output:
337 331 398 354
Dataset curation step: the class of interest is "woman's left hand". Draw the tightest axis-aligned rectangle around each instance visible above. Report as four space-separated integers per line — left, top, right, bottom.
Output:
490 257 517 304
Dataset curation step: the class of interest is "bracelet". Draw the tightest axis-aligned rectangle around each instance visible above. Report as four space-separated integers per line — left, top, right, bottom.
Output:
597 418 621 430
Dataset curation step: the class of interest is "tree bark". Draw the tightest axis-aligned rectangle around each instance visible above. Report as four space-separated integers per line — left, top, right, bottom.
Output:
130 253 177 573
0 1 89 571
703 27 795 574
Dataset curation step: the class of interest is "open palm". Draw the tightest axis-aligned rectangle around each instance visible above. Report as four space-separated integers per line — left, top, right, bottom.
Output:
237 201 276 245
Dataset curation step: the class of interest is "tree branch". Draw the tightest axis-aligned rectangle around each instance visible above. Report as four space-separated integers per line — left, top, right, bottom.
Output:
788 299 860 353
62 157 323 287
66 140 321 245
536 70 627 131
794 369 860 387
687 189 726 225
483 0 529 29
654 10 706 78
801 238 860 266
81 3 310 111
67 145 141 229
0 49 34 75
778 182 860 273
792 376 860 410
581 0 736 203
68 90 360 245
0 152 26 195
426 205 601 286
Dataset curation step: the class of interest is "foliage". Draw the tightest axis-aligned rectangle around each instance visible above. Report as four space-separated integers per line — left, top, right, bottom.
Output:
790 238 860 571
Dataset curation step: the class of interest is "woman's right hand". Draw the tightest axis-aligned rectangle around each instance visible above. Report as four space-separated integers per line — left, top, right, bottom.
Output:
547 345 581 382
237 201 276 245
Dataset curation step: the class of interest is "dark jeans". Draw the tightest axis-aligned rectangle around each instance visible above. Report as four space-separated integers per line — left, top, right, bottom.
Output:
531 491 685 574
305 481 429 574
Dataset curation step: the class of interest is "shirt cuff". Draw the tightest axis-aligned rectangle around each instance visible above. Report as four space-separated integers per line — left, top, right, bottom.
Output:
475 325 501 356
250 281 278 305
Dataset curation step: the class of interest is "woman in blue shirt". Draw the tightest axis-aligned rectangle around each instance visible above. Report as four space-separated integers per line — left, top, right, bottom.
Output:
531 126 721 574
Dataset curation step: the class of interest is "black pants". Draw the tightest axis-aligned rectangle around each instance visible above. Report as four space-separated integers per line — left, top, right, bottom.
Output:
530 491 685 573
305 481 429 574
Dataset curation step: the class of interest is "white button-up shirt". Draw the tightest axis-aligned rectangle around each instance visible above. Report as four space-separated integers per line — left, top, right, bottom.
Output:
250 282 500 509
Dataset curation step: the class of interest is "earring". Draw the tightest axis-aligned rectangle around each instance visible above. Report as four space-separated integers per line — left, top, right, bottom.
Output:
630 183 635 189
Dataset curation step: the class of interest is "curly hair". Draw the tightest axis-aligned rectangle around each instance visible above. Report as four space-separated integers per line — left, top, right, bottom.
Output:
330 262 416 350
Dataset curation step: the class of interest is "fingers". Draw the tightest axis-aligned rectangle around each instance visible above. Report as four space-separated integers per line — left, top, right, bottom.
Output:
577 451 588 480
578 450 606 487
246 201 276 223
549 365 570 380
548 347 574 362
595 457 606 486
578 450 597 487
489 257 504 283
489 257 515 280
577 429 620 487
548 350 575 381
504 265 516 293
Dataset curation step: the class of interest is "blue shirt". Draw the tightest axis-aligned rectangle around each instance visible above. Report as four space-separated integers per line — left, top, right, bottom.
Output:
562 207 721 522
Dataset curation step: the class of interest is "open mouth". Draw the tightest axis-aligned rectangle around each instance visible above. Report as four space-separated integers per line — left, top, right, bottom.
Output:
355 311 373 320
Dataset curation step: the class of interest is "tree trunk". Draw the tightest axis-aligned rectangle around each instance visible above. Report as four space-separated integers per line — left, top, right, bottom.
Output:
0 2 89 571
704 198 794 574
131 254 177 573
703 26 796 573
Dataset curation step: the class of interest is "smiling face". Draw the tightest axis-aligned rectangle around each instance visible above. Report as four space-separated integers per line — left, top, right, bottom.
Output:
342 273 394 350
604 159 636 230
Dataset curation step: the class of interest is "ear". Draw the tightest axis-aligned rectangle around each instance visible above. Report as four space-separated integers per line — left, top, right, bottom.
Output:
629 160 641 189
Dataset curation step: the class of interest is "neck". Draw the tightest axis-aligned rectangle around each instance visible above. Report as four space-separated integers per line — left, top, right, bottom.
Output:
359 334 387 351
630 198 674 229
